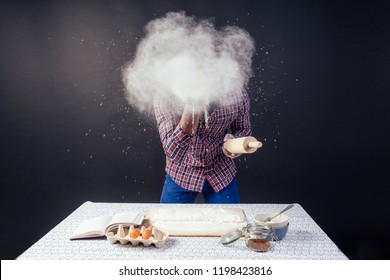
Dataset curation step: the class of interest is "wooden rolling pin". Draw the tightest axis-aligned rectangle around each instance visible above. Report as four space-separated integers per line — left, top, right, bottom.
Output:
223 136 263 154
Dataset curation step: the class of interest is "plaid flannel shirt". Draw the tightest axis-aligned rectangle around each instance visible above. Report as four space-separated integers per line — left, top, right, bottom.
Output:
154 92 252 192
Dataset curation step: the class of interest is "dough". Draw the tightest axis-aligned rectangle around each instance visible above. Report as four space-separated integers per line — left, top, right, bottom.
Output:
144 207 247 236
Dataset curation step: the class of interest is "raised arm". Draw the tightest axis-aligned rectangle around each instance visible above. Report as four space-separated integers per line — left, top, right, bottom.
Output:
231 92 252 137
179 104 200 136
223 92 252 158
154 96 198 161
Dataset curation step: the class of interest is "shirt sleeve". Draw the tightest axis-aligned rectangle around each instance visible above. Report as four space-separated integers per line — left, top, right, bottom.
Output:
154 96 192 161
230 92 252 138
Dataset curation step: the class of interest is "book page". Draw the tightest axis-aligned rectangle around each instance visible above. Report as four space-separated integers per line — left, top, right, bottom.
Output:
105 212 144 233
109 212 143 224
70 215 112 239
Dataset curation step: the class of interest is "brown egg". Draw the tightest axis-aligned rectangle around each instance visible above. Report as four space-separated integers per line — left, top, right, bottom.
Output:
142 229 152 240
129 228 141 239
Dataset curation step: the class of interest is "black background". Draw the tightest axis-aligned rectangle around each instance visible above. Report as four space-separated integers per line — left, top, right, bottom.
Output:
1 0 389 259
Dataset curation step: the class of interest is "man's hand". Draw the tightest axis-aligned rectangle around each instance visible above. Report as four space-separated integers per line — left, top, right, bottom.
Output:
222 133 242 158
179 104 200 136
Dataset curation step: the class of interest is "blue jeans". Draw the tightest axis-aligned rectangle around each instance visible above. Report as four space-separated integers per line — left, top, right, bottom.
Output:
160 174 240 203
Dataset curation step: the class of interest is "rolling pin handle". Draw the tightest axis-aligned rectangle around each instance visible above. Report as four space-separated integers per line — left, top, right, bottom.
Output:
248 141 262 148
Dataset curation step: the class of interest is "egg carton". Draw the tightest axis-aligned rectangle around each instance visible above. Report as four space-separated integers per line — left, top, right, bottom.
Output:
106 225 168 248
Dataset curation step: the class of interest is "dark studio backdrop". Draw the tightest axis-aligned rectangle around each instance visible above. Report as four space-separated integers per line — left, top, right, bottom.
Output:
1 0 389 260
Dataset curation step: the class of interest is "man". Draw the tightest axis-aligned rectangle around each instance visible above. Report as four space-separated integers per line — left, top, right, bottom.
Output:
154 90 252 203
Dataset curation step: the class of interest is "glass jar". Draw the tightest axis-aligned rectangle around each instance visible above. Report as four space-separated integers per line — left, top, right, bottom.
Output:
244 223 274 252
220 223 275 252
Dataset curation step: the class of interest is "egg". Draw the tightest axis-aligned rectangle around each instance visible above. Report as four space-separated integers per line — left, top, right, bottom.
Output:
142 229 152 240
147 225 154 232
129 228 141 239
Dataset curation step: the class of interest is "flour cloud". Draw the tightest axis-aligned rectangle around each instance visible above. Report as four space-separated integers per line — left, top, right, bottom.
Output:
122 11 255 113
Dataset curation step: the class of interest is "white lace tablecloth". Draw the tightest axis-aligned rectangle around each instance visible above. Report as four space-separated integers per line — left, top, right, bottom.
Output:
17 202 347 260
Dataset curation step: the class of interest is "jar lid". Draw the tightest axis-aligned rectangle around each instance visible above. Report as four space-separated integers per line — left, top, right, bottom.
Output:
220 229 242 245
246 223 273 233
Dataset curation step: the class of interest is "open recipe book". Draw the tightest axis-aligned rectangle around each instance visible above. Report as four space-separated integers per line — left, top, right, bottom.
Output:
70 212 144 240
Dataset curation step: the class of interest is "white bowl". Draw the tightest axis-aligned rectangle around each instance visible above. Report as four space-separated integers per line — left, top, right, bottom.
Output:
254 213 289 229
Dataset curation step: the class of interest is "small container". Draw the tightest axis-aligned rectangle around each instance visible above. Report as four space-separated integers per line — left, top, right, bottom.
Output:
220 223 275 252
244 223 274 252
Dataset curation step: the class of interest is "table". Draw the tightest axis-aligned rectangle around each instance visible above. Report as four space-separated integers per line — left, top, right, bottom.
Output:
17 202 347 260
